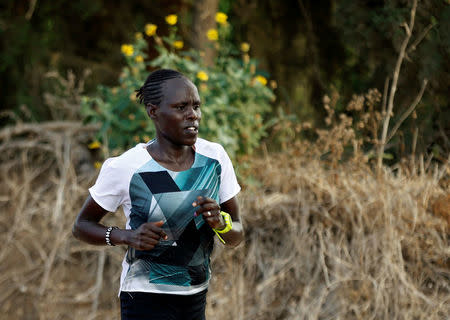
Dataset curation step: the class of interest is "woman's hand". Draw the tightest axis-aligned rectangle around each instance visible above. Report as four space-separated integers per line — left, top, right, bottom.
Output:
192 196 225 230
124 221 168 250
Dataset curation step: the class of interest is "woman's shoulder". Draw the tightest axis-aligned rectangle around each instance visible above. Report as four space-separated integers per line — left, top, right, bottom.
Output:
195 138 232 163
195 138 225 154
101 143 149 170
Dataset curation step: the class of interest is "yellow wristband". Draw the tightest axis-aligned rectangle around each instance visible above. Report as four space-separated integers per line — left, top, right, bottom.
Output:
213 211 233 244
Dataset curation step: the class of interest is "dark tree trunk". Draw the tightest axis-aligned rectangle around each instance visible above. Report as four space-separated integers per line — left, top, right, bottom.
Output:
190 0 219 66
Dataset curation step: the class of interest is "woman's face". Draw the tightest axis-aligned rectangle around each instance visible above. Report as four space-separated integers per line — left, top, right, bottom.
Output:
150 77 202 147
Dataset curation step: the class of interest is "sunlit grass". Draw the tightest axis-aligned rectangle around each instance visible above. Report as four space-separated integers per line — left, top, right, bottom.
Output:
0 121 447 319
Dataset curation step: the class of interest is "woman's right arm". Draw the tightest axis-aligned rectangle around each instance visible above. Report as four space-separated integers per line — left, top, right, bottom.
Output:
72 195 167 250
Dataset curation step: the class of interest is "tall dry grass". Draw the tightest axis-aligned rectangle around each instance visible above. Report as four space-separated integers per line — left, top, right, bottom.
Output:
208 144 448 320
1 70 449 320
0 122 448 319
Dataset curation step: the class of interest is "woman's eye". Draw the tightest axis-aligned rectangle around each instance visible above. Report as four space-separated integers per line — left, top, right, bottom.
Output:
177 105 185 110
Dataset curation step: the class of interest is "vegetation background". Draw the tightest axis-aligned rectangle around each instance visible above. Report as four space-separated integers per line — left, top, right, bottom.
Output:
0 0 449 319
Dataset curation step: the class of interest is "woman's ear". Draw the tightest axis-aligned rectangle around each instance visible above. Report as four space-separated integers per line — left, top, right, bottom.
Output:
146 103 158 119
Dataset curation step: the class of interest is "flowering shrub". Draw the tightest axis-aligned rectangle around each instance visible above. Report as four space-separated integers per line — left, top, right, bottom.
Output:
81 12 275 158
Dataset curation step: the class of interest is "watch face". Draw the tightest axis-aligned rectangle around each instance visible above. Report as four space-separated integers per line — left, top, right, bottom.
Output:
216 212 233 234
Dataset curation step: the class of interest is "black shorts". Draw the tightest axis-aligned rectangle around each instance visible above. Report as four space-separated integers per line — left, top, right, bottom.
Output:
120 290 207 320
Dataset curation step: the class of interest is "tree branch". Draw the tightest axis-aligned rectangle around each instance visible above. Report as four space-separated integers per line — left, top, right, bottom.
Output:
0 121 100 141
382 77 390 116
25 0 37 20
386 78 428 144
377 0 417 170
408 23 434 54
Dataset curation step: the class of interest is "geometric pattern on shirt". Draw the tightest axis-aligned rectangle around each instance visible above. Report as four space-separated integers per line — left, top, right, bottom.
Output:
125 152 221 287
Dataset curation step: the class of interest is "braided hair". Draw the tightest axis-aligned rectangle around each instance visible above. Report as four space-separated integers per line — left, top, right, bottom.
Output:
136 69 185 106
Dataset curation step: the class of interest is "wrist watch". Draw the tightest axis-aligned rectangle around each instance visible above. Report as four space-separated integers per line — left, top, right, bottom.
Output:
213 211 233 243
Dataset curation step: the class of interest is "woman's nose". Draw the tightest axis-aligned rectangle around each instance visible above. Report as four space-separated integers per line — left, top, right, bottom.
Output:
186 106 199 120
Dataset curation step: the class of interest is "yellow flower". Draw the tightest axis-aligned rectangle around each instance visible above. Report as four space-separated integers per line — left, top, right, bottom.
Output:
121 44 134 57
143 135 151 142
165 14 177 25
173 40 184 49
135 55 144 63
197 71 209 81
240 42 250 52
254 75 268 86
94 162 102 169
145 23 157 36
88 140 101 149
206 29 219 41
135 32 143 40
215 12 228 25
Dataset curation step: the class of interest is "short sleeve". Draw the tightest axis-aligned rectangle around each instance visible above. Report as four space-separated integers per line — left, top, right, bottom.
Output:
89 158 127 212
218 146 241 204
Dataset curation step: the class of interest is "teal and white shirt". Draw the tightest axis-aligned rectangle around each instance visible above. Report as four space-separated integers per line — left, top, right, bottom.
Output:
89 138 241 295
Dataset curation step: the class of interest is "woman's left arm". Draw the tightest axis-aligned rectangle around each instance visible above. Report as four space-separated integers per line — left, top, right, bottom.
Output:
193 196 244 247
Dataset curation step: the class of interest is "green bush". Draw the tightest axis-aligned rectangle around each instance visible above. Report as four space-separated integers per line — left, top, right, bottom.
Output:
81 13 275 158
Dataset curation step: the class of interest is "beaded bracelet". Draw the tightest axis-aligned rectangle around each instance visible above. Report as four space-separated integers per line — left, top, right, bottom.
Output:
105 226 118 246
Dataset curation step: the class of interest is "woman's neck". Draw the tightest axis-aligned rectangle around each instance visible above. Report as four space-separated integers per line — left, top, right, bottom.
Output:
147 138 195 171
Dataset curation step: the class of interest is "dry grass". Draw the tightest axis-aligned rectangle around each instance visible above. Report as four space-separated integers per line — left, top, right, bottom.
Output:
0 121 448 319
208 145 448 320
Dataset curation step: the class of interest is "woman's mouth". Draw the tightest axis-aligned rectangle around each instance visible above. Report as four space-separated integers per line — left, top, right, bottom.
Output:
184 126 198 134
